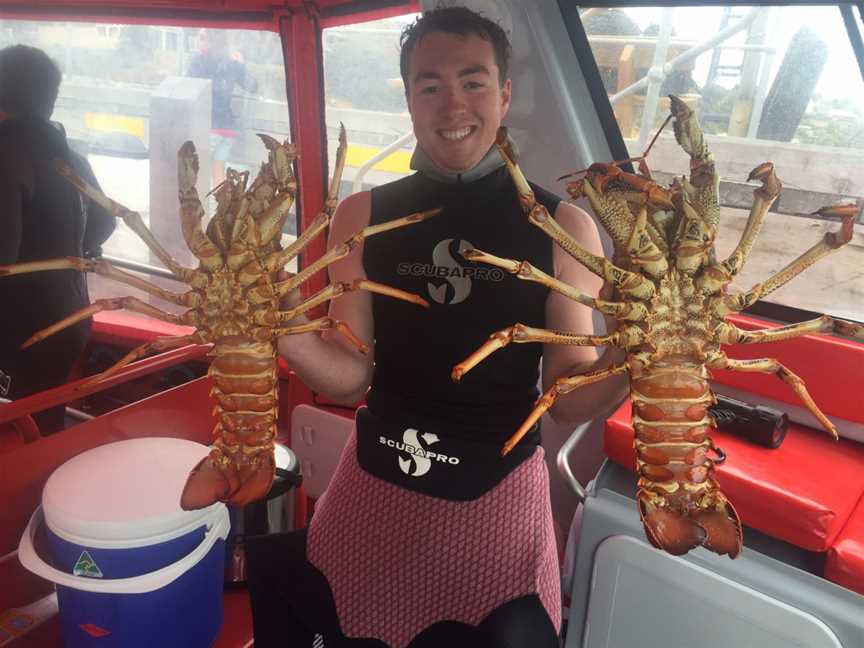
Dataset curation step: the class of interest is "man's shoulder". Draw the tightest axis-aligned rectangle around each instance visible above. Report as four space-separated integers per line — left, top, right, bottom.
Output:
332 190 372 234
0 119 60 174
370 172 422 197
369 173 433 224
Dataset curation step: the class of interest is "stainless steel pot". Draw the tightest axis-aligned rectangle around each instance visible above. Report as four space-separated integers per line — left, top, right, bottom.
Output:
225 443 301 586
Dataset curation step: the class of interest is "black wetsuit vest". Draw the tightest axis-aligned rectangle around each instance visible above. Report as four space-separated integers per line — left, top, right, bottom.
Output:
363 167 560 444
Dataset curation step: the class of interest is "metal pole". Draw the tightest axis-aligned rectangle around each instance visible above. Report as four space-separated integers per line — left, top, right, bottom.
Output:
101 253 181 281
637 8 675 152
351 129 415 195
610 8 760 105
556 421 591 503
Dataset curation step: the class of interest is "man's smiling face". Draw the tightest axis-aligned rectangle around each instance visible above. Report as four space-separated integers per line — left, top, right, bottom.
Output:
406 31 511 174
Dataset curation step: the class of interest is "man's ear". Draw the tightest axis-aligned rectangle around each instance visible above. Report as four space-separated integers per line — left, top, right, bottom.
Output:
500 78 512 117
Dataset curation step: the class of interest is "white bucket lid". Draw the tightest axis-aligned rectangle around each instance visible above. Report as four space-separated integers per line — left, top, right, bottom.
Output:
43 437 225 549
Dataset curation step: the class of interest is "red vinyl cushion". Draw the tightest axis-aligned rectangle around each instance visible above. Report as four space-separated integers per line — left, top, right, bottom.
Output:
92 311 194 346
719 314 864 424
825 495 864 596
604 401 864 552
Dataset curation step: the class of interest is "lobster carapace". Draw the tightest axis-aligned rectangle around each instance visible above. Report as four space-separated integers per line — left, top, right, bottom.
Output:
0 126 438 510
452 96 862 558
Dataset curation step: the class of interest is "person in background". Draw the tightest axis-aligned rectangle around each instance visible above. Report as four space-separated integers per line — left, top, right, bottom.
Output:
248 7 628 647
0 44 115 435
187 28 258 188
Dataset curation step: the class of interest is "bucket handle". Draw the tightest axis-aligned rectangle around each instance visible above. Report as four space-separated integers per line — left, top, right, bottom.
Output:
18 506 230 594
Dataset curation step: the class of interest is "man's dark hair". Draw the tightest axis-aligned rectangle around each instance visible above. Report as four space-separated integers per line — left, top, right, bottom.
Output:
399 6 512 91
0 45 62 119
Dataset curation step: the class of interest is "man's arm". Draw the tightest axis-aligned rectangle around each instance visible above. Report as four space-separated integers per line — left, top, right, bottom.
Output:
276 191 375 404
542 201 629 424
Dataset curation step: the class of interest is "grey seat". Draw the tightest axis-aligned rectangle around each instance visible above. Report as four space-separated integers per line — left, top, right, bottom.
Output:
561 457 864 648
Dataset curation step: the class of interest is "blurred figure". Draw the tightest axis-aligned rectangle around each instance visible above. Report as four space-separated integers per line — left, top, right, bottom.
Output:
0 45 115 434
187 28 258 187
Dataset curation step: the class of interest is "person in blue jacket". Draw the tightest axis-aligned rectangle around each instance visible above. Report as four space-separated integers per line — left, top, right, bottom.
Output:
187 28 258 188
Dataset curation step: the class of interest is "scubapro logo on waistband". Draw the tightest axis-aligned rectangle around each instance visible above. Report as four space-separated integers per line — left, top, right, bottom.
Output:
380 429 461 477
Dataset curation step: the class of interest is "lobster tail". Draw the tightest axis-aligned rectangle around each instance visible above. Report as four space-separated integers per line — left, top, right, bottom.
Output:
638 490 742 558
180 454 232 510
694 497 743 557
638 492 705 555
180 445 276 509
181 337 280 510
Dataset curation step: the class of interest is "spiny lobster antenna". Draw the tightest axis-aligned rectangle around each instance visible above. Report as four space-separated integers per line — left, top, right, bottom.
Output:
556 111 675 182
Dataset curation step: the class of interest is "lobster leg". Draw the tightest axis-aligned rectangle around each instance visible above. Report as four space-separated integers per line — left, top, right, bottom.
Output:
717 315 864 346
696 163 781 295
20 296 191 350
55 160 197 283
502 363 630 455
452 323 636 382
719 206 856 313
249 211 330 281
207 169 249 252
269 317 369 354
262 208 442 300
0 257 200 308
81 333 206 387
672 194 715 275
576 183 669 277
323 125 349 211
668 94 720 235
624 204 669 277
495 128 655 300
177 142 224 272
571 176 636 247
270 279 428 319
706 351 837 439
252 279 428 321
461 248 648 321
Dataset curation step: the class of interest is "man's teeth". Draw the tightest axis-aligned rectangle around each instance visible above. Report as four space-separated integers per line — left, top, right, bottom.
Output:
441 127 472 141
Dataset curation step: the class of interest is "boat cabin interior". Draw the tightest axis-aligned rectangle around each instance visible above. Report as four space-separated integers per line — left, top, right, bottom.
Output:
0 1 862 646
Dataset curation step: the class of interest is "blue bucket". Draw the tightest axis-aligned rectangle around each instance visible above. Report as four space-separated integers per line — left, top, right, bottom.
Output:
19 438 230 648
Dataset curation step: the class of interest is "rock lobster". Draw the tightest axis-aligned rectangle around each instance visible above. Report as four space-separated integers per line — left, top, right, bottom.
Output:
453 96 863 558
0 127 437 510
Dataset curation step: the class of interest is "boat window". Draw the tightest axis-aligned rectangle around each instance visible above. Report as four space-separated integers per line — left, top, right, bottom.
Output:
322 14 420 198
0 20 291 317
577 5 863 322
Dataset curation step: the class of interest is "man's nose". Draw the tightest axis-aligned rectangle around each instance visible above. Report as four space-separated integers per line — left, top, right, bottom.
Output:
440 88 467 114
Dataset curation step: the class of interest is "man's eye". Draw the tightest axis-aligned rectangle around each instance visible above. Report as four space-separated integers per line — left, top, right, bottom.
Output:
418 85 438 95
465 81 484 90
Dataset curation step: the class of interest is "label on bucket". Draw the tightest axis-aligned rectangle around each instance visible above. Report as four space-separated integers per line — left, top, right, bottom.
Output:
72 550 104 578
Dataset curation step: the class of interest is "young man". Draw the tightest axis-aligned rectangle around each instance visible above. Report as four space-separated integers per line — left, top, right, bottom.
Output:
0 45 115 434
250 8 626 647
